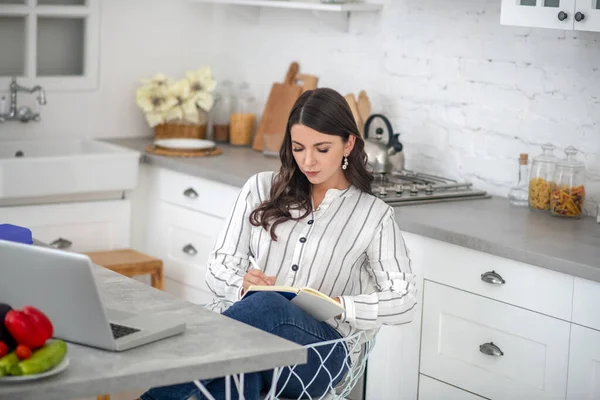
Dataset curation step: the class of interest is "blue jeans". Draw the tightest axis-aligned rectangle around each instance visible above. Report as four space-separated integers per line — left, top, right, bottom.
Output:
141 292 348 400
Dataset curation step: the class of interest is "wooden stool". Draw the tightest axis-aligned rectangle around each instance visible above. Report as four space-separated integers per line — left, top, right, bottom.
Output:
84 248 164 290
82 249 164 400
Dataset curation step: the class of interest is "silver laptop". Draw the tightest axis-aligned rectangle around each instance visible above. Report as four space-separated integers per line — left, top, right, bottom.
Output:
0 239 186 351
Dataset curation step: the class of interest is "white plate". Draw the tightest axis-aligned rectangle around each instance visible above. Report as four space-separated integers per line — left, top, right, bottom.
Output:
0 356 69 382
154 138 215 150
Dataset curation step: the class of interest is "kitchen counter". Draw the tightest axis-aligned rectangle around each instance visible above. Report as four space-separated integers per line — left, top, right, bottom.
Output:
394 197 600 282
108 137 280 188
0 265 305 400
105 137 600 283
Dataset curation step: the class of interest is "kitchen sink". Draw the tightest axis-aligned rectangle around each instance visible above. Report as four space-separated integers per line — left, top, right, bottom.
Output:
0 138 140 200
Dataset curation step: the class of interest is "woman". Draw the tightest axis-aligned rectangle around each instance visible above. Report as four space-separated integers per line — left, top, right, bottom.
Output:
141 88 417 400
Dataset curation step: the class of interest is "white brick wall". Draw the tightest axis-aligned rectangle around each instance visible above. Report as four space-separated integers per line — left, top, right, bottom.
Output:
204 0 600 215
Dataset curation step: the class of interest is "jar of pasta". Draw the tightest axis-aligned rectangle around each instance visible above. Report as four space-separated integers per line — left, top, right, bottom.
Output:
551 146 586 218
529 143 559 211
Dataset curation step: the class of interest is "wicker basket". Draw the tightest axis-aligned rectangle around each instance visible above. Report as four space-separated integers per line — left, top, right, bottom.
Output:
154 122 207 140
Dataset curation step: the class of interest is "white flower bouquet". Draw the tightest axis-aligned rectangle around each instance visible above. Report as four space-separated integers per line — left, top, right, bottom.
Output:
135 67 217 139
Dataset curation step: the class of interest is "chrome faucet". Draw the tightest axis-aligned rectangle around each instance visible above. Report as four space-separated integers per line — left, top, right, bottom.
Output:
0 77 47 123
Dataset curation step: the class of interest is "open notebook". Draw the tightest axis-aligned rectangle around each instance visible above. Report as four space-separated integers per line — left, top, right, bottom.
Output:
242 286 345 322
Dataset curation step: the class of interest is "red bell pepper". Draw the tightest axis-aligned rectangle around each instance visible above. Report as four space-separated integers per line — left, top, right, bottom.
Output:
4 306 53 350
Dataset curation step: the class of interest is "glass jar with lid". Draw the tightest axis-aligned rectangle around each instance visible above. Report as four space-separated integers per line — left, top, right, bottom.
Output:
551 146 586 218
211 80 233 143
229 82 256 146
529 143 559 211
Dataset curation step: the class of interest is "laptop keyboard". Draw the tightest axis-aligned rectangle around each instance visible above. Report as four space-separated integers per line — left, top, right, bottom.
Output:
110 323 140 339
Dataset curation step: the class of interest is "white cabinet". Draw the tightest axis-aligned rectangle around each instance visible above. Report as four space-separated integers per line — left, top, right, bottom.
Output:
423 238 574 321
572 277 600 331
153 167 239 219
418 375 485 400
0 0 100 91
421 281 570 400
146 200 223 305
141 166 239 305
0 199 131 252
566 324 600 400
501 0 600 32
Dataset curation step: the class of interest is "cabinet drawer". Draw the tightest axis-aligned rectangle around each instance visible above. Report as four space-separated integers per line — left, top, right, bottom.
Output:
423 238 573 320
154 167 239 219
148 201 224 294
0 200 131 252
419 375 485 400
421 281 570 400
566 324 600 400
572 277 600 331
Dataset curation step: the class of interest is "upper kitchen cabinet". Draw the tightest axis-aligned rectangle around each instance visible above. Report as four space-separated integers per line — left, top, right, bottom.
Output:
0 0 99 91
501 0 600 32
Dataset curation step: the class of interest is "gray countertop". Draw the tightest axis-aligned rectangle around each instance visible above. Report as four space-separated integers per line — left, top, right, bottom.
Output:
105 137 600 283
111 137 280 188
0 266 305 400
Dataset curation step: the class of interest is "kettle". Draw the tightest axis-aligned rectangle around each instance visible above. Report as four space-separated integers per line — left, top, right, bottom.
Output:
363 114 404 174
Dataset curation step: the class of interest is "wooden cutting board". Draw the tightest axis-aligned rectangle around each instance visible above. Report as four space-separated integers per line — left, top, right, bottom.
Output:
357 90 372 125
296 73 319 92
253 62 303 152
344 93 363 137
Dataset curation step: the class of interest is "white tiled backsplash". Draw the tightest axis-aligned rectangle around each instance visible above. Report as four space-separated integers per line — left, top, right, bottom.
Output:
1 0 599 214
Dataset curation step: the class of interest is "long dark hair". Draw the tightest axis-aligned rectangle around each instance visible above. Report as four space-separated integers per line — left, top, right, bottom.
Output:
249 88 373 241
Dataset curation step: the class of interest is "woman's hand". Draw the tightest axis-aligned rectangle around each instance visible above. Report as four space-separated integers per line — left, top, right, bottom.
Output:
241 270 276 295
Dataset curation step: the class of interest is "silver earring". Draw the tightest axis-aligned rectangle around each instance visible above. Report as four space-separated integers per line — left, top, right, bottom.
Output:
342 153 349 170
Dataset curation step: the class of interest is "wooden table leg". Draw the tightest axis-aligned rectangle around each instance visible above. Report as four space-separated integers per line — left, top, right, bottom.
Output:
150 264 164 291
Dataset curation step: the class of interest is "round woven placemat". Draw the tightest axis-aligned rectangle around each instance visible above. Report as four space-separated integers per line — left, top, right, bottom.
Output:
145 144 223 158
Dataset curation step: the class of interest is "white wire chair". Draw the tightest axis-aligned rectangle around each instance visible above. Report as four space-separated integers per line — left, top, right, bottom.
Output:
264 330 375 400
192 330 374 400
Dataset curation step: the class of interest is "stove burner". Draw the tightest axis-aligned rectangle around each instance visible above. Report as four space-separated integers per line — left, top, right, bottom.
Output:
372 170 489 206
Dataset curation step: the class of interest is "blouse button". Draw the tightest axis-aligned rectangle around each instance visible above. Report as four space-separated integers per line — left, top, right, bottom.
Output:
291 264 299 271
299 237 307 243
307 220 314 225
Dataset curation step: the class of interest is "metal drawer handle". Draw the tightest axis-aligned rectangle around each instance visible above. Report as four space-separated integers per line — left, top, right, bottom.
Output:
479 342 504 357
182 244 197 256
481 270 506 285
50 237 72 250
183 188 198 199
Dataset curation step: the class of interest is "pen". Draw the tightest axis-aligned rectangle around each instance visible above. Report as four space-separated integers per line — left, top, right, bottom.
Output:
248 256 262 271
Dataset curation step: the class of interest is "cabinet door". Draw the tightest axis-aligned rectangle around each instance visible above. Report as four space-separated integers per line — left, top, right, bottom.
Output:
146 201 224 305
572 277 600 332
566 325 600 400
501 0 576 29
0 200 131 252
419 375 486 400
574 0 600 31
420 281 570 400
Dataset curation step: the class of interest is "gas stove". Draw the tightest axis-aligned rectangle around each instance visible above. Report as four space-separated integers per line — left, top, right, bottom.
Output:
372 170 490 206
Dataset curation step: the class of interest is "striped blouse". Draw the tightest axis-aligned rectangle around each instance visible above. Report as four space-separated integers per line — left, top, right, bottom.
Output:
205 171 417 338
